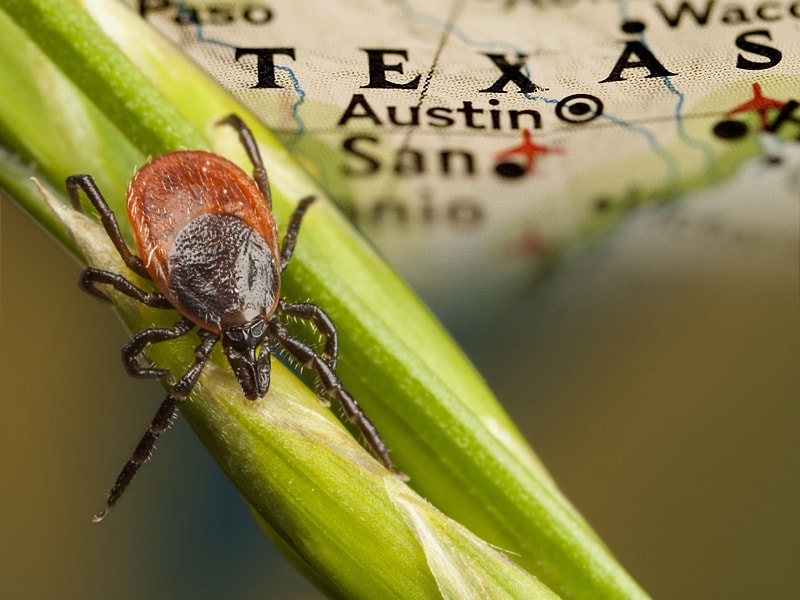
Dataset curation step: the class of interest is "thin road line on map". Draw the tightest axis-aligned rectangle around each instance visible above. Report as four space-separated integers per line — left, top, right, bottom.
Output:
398 0 467 150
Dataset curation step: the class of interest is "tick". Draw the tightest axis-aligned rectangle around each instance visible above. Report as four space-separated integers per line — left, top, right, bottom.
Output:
68 115 398 522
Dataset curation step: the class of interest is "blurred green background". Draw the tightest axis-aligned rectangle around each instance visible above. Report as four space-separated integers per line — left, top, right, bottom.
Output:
1 186 798 599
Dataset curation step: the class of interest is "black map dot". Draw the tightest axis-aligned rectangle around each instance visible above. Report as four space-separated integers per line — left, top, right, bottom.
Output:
622 20 645 34
555 94 604 124
568 102 591 116
495 161 526 179
713 120 748 140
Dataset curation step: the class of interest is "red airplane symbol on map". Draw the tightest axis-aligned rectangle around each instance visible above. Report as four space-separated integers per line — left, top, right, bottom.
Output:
496 129 563 174
726 83 787 129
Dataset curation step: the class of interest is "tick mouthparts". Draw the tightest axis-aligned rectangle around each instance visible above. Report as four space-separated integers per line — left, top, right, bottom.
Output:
231 347 262 399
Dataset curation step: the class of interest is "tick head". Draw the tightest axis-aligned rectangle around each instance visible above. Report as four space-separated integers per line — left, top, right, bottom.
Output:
221 318 270 399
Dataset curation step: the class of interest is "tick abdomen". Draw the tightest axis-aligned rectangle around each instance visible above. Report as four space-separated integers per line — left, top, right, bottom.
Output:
167 213 278 333
128 151 279 284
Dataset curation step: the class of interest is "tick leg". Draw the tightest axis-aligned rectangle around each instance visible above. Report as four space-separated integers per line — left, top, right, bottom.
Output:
280 195 316 272
279 301 338 369
269 318 401 477
123 317 195 380
217 114 272 209
66 174 149 279
80 267 172 308
216 114 315 271
92 329 219 523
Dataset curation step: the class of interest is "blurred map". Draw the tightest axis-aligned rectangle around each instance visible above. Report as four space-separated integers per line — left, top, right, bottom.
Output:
129 0 799 317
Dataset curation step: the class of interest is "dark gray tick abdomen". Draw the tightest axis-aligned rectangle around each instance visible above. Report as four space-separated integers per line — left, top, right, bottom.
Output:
167 213 277 331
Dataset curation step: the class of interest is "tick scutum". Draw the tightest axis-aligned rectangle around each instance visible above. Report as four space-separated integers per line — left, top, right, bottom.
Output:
167 213 278 333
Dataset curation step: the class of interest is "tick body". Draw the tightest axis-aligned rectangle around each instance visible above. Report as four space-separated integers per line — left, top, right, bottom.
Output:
130 151 281 334
68 115 399 522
